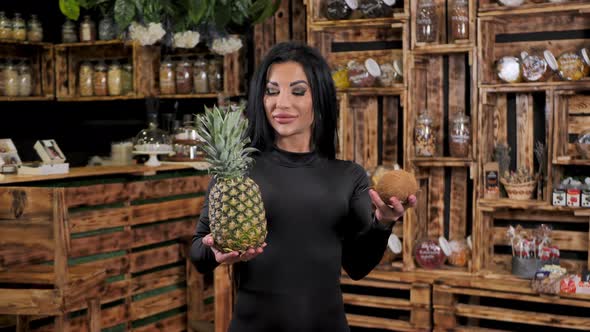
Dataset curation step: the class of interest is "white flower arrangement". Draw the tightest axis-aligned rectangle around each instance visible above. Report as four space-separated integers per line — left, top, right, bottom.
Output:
210 36 243 55
173 30 201 48
129 22 166 46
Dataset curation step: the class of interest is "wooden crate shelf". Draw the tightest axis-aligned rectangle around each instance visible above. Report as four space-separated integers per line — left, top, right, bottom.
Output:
306 0 409 28
411 157 473 168
412 44 475 56
553 93 590 164
481 81 590 93
337 86 405 96
434 276 590 331
0 96 54 101
0 41 54 99
478 0 590 17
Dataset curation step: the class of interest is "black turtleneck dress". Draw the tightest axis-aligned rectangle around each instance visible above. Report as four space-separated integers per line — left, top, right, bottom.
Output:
190 147 394 332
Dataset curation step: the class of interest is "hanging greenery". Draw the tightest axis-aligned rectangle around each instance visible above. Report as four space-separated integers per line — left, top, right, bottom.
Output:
58 0 281 53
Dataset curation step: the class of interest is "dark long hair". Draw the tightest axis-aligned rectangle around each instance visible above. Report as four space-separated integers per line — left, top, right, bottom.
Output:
246 41 338 159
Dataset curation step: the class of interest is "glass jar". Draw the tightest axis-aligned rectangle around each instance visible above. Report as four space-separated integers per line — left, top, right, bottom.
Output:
496 56 522 83
415 110 436 157
207 58 223 92
332 65 350 89
359 0 387 18
416 0 438 43
17 61 32 96
449 111 470 158
98 16 115 41
27 14 43 42
79 15 96 42
12 13 26 41
582 185 590 208
448 239 470 267
544 49 590 81
567 184 581 207
414 238 447 269
552 184 566 206
378 61 402 87
175 57 193 94
520 51 549 82
347 60 375 87
62 20 78 43
121 63 133 95
107 61 122 96
93 60 108 96
450 0 469 41
0 12 12 40
324 0 355 20
79 61 94 97
4 62 19 97
0 62 5 96
193 56 209 93
159 56 176 95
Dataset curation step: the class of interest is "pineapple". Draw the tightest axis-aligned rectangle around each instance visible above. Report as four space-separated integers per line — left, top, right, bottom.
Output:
196 105 267 253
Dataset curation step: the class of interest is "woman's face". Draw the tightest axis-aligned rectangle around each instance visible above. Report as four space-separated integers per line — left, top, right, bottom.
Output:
263 61 314 147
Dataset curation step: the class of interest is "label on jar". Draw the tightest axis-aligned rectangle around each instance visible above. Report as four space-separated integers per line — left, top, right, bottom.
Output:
553 190 566 206
450 133 469 144
567 188 581 207
582 191 590 207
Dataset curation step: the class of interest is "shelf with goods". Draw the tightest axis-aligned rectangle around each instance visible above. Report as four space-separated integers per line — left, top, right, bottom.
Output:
411 0 476 52
0 40 54 100
478 0 590 17
305 0 409 31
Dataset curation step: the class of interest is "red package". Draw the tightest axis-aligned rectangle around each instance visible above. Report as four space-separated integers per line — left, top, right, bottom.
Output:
550 246 560 259
539 247 551 261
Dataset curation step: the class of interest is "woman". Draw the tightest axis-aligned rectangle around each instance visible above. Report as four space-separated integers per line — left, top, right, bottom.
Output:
191 41 416 331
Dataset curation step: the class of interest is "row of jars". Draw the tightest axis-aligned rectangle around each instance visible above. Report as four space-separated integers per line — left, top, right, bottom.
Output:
417 0 469 43
414 110 471 158
0 12 43 42
0 60 33 97
332 58 403 89
498 0 572 7
552 183 590 208
62 15 117 43
496 48 590 83
78 60 133 97
159 56 223 95
323 0 398 20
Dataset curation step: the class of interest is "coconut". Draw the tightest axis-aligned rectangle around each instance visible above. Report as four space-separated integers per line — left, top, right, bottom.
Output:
374 169 418 205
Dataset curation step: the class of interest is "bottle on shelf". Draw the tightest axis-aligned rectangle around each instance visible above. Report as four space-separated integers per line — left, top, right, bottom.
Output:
62 20 78 43
93 60 108 96
79 61 94 97
0 12 12 40
193 56 209 94
79 15 96 42
98 16 115 41
107 60 122 96
17 60 33 96
450 0 469 41
4 61 19 97
12 13 26 41
416 0 438 43
414 110 436 157
449 110 470 158
27 14 43 42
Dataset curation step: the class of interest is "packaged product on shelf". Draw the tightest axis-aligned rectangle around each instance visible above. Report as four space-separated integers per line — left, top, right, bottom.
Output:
159 56 176 95
447 238 470 267
17 61 32 96
107 61 122 96
521 51 549 82
449 111 470 158
532 265 566 295
561 273 590 295
175 57 193 94
79 61 94 97
552 184 566 206
93 61 108 96
193 56 209 93
566 183 581 207
79 15 96 42
61 20 78 43
98 16 115 41
0 12 10 40
544 49 590 81
414 110 436 157
4 61 19 97
495 56 522 83
324 0 355 20
11 13 26 41
581 184 590 207
416 0 438 43
332 66 350 89
450 0 469 41
27 14 43 42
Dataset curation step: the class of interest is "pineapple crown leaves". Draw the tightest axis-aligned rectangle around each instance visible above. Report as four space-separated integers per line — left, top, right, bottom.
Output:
196 105 258 178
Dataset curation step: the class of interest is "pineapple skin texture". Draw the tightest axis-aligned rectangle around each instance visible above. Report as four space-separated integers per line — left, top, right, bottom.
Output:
208 176 267 253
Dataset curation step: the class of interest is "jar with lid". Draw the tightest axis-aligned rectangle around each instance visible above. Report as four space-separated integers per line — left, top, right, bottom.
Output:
78 61 94 96
193 56 209 93
0 62 5 96
107 61 122 96
415 110 436 157
79 15 96 42
347 59 376 87
0 12 11 40
98 16 115 41
416 0 438 43
567 184 581 207
359 0 388 18
378 60 402 87
496 56 522 83
207 58 223 92
176 57 193 94
17 61 32 96
324 0 355 20
121 63 133 95
27 14 43 42
93 60 108 96
159 56 176 95
450 0 469 41
552 184 566 206
520 51 549 82
12 13 26 41
332 65 350 89
544 49 590 81
4 61 19 97
449 111 470 157
62 20 78 43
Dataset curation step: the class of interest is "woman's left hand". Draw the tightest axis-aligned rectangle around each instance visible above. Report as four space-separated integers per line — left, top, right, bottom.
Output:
368 189 417 225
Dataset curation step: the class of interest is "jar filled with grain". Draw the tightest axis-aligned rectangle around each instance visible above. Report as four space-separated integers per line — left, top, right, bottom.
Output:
12 13 26 41
0 12 11 40
17 61 33 96
160 56 176 95
193 56 208 93
27 14 43 42
207 57 223 92
449 111 470 158
93 60 108 96
414 110 436 157
4 61 19 97
121 63 133 95
0 61 6 96
62 20 77 43
175 57 193 94
107 60 122 96
79 15 96 42
450 0 469 41
79 61 94 96
416 0 438 43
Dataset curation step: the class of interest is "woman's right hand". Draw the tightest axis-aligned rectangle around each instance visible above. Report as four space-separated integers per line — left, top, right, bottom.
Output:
202 234 267 264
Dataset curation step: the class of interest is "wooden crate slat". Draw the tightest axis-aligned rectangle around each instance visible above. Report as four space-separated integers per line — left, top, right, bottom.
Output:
492 254 586 274
361 97 379 169
69 207 131 233
130 243 182 273
0 289 60 315
131 197 202 226
428 168 445 238
33 303 129 332
133 219 195 249
0 187 54 220
449 168 469 241
493 227 588 251
338 94 355 161
65 183 128 208
346 314 415 332
70 230 132 258
132 312 186 332
130 288 185 321
343 293 412 311
131 266 185 296
340 277 412 290
128 176 209 201
102 279 129 304
77 255 130 278
382 96 400 165
515 94 535 171
427 57 444 157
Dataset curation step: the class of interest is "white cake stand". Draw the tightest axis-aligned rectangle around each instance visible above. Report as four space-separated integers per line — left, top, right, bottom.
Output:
133 150 172 167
